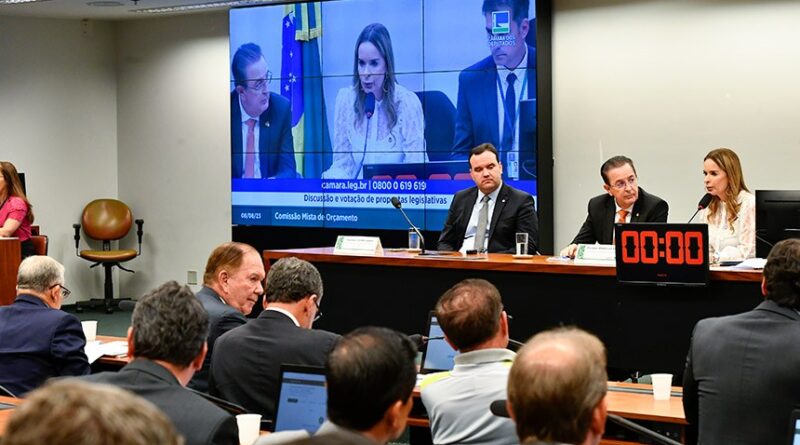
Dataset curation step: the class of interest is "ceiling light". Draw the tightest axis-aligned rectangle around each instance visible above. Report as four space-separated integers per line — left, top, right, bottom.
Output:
132 0 278 14
0 0 54 5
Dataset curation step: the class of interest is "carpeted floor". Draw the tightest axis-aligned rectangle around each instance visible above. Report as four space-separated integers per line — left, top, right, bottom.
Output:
63 304 132 337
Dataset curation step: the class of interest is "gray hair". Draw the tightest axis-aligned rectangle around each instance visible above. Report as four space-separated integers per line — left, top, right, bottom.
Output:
17 256 64 293
265 257 323 303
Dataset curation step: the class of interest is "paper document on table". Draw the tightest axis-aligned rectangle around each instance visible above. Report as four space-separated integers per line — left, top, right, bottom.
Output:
83 340 128 364
730 258 767 270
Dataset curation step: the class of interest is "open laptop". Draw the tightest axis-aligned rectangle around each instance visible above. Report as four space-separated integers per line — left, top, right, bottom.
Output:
788 409 800 445
420 312 458 374
272 365 327 434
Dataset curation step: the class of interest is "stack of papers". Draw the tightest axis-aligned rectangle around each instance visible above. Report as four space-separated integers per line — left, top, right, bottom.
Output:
84 340 128 364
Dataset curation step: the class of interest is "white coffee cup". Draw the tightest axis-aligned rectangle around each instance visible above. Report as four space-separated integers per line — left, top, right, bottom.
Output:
651 373 673 400
81 320 98 342
236 413 262 445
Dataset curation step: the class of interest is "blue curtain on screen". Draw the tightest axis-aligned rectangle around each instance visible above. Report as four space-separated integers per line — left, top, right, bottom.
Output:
281 3 332 179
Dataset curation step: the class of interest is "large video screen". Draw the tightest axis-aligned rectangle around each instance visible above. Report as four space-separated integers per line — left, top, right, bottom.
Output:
231 0 539 230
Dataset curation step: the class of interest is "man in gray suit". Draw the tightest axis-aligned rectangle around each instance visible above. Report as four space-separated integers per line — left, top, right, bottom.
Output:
189 242 266 392
81 281 238 445
683 238 800 445
210 257 340 421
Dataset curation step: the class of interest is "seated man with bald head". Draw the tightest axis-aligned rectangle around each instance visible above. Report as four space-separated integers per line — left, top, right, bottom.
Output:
0 255 89 396
190 241 266 392
420 278 517 445
504 327 608 445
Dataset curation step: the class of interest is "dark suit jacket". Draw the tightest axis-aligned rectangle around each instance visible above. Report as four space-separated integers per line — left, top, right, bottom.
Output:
231 91 297 179
683 300 800 445
82 359 238 445
452 46 537 159
570 187 669 245
188 286 248 393
437 183 539 254
209 310 340 421
0 294 89 396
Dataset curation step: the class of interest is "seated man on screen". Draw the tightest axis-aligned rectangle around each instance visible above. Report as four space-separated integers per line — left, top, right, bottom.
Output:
452 0 536 181
210 257 340 421
438 143 538 254
0 256 89 397
189 242 266 392
499 327 609 445
559 155 668 258
231 42 297 179
683 239 800 445
257 327 417 445
421 279 517 445
80 281 238 445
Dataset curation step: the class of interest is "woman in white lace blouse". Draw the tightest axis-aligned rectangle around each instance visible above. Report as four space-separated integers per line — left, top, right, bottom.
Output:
322 23 427 179
700 148 756 261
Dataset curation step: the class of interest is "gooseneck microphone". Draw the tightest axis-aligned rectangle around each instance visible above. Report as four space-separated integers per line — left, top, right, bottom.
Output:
687 193 713 223
354 92 376 178
391 196 430 255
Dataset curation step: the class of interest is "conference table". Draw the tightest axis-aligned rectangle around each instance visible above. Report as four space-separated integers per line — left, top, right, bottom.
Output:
263 248 761 379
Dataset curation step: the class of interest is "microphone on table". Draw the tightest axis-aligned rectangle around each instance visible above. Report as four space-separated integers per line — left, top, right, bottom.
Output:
353 92 375 178
391 196 432 256
687 193 713 223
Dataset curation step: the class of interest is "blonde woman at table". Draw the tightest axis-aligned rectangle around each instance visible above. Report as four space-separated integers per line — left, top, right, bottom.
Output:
700 148 755 262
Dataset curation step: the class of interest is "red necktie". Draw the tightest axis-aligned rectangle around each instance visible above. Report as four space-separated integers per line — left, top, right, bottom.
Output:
244 118 257 179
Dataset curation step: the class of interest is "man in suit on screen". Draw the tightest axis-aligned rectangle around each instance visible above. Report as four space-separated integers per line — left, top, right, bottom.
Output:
452 0 536 181
683 238 800 445
438 143 538 254
231 43 297 179
559 155 668 258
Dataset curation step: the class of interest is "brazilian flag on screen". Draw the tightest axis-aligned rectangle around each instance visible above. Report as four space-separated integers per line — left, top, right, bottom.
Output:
281 3 332 179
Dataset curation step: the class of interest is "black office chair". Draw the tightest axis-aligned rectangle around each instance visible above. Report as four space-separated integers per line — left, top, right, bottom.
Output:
415 90 457 162
73 199 144 313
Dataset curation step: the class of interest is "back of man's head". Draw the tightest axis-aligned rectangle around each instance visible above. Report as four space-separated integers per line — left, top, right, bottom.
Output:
326 327 417 434
131 280 208 368
4 380 182 445
763 238 800 310
507 327 608 444
16 255 64 294
264 257 323 304
435 278 504 351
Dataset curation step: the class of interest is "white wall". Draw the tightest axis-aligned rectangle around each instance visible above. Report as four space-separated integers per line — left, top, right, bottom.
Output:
0 17 117 300
115 12 232 298
552 0 800 250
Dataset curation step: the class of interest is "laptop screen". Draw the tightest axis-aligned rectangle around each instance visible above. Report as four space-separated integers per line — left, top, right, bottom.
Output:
790 411 800 445
273 365 327 434
421 313 458 373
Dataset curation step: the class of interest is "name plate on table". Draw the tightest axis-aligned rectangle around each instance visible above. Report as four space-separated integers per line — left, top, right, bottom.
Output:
334 236 384 256
615 223 709 286
574 244 616 265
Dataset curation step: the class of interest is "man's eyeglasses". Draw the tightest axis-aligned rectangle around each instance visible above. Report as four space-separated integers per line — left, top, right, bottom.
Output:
50 283 71 299
246 71 274 92
312 296 322 323
610 176 637 190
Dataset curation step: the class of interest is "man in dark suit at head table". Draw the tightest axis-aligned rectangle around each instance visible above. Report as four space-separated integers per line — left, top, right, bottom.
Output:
452 0 536 181
683 239 800 445
231 42 297 179
80 281 239 445
209 257 340 421
560 155 669 258
189 242 266 393
438 143 538 254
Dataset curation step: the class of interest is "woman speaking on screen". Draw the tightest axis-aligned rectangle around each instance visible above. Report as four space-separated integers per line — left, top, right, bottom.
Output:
322 23 427 180
700 148 756 262
0 161 35 259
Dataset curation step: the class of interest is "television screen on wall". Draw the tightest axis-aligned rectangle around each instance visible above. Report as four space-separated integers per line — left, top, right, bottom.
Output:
230 0 547 233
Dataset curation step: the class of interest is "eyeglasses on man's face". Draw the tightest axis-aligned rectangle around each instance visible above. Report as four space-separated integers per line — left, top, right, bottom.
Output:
49 283 71 299
312 295 322 323
246 71 274 92
610 176 637 190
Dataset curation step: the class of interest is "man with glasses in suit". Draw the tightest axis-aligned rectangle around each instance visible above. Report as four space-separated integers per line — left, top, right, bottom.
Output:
231 42 296 179
0 256 89 396
560 155 669 258
210 257 340 421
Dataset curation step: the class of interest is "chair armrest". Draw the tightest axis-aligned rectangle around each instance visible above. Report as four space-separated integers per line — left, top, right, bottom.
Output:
72 224 81 256
135 219 144 255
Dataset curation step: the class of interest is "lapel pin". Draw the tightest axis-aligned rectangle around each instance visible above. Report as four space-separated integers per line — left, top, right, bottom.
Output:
264 121 270 127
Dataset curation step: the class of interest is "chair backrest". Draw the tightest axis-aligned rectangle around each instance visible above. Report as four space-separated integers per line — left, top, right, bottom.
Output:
31 235 48 255
415 90 457 162
81 199 133 241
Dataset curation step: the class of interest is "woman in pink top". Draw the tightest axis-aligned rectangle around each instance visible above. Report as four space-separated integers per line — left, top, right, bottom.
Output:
0 161 35 259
